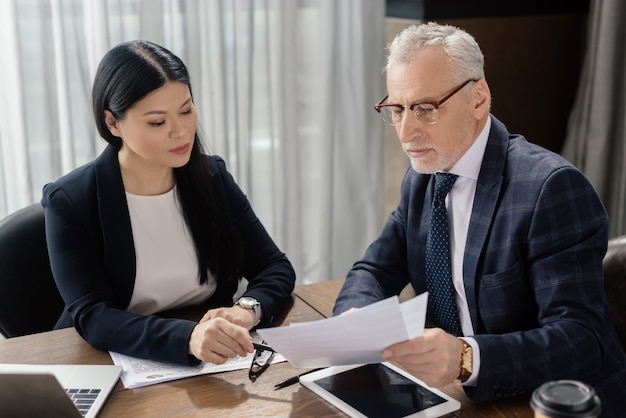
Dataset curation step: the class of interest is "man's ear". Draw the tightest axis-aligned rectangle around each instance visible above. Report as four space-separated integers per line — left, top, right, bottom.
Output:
104 110 121 137
472 79 491 119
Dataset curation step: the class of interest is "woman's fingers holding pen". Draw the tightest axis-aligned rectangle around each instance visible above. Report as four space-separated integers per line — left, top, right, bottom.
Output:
189 317 254 364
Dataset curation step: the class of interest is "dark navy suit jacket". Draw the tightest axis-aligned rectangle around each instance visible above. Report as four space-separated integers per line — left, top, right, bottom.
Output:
42 145 295 365
334 116 626 416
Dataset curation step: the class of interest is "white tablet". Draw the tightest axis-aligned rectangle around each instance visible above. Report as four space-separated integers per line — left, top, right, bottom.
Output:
299 362 461 418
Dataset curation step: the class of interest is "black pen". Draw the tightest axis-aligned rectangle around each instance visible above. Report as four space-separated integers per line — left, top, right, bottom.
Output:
252 342 275 352
274 368 323 390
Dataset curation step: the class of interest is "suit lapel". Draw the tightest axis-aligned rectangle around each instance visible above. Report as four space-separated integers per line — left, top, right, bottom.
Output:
462 116 508 332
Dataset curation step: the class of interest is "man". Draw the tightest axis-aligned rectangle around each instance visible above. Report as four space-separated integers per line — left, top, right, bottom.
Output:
333 22 626 416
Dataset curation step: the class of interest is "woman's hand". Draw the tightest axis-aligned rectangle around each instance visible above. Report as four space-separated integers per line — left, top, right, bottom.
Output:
200 306 257 330
188 317 254 364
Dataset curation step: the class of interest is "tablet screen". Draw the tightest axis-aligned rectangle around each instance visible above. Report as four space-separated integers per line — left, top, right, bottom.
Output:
302 363 459 418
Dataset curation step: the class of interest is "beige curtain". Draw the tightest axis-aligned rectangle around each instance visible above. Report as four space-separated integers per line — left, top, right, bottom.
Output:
0 0 386 284
562 0 626 238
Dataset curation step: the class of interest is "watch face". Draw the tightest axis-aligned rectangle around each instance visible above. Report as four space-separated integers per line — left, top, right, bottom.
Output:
462 348 472 373
238 297 259 309
463 353 471 368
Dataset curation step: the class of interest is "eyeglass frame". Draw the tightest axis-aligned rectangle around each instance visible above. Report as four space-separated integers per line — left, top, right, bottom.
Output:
248 343 275 381
374 78 479 126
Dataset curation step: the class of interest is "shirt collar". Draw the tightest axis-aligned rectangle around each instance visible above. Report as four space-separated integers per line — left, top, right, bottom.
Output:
448 115 491 181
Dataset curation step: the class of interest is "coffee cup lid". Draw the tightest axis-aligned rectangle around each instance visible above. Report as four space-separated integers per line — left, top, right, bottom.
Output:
531 380 601 417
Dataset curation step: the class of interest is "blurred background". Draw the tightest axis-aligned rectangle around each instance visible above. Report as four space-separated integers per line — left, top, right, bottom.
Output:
1 0 624 285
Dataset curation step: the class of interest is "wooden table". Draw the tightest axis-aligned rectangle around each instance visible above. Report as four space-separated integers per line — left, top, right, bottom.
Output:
0 297 342 417
0 282 534 417
293 277 345 318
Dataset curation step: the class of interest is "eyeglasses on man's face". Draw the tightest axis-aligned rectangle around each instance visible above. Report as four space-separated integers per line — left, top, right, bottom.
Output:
248 342 275 381
374 78 479 126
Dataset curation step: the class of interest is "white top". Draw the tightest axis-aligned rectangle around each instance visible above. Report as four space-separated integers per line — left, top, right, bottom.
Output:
445 115 492 385
125 186 216 315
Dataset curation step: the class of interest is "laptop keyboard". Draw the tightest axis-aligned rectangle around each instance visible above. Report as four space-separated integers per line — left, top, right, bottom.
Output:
65 388 101 416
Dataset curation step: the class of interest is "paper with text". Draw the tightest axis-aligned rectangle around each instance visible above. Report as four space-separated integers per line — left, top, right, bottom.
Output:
257 292 428 368
109 332 285 389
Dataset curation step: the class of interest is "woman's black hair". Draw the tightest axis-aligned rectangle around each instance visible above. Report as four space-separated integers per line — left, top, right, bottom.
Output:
92 40 242 286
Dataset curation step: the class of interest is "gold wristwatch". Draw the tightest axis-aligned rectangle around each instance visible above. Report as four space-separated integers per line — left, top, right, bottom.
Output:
458 339 473 382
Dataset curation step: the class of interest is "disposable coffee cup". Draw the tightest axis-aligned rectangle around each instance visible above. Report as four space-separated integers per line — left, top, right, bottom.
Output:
530 380 601 418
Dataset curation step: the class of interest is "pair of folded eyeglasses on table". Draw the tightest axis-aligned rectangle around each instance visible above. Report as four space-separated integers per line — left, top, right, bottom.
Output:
249 341 275 381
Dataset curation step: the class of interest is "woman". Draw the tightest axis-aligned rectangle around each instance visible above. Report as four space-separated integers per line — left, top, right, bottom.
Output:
42 40 295 366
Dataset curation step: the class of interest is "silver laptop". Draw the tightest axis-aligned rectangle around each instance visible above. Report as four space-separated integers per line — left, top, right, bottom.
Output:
0 364 122 418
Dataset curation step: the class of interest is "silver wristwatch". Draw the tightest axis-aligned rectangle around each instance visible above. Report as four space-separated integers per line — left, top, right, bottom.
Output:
234 297 261 326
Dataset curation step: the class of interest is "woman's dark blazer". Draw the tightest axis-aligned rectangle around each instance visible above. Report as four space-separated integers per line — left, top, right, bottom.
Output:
42 145 295 365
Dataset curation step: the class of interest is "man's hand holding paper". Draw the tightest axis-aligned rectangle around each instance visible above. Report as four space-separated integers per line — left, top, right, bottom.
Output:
257 292 428 369
382 327 464 387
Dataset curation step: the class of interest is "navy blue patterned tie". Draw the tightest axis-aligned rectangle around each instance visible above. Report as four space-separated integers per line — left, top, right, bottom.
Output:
425 172 462 336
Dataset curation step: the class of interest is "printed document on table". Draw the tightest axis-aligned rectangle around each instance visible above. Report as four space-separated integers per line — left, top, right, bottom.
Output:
109 332 285 389
257 292 428 368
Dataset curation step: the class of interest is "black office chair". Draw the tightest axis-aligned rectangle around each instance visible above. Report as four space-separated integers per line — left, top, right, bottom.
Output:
0 203 64 337
603 235 626 351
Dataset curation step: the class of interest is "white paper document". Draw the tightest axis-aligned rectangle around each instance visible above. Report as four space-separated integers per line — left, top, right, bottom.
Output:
109 332 285 389
257 292 428 368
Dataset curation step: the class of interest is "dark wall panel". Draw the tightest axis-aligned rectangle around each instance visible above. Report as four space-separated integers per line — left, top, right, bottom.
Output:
439 14 589 153
386 0 590 20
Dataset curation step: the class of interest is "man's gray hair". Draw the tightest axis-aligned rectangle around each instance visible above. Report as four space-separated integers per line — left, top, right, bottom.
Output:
385 22 485 82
